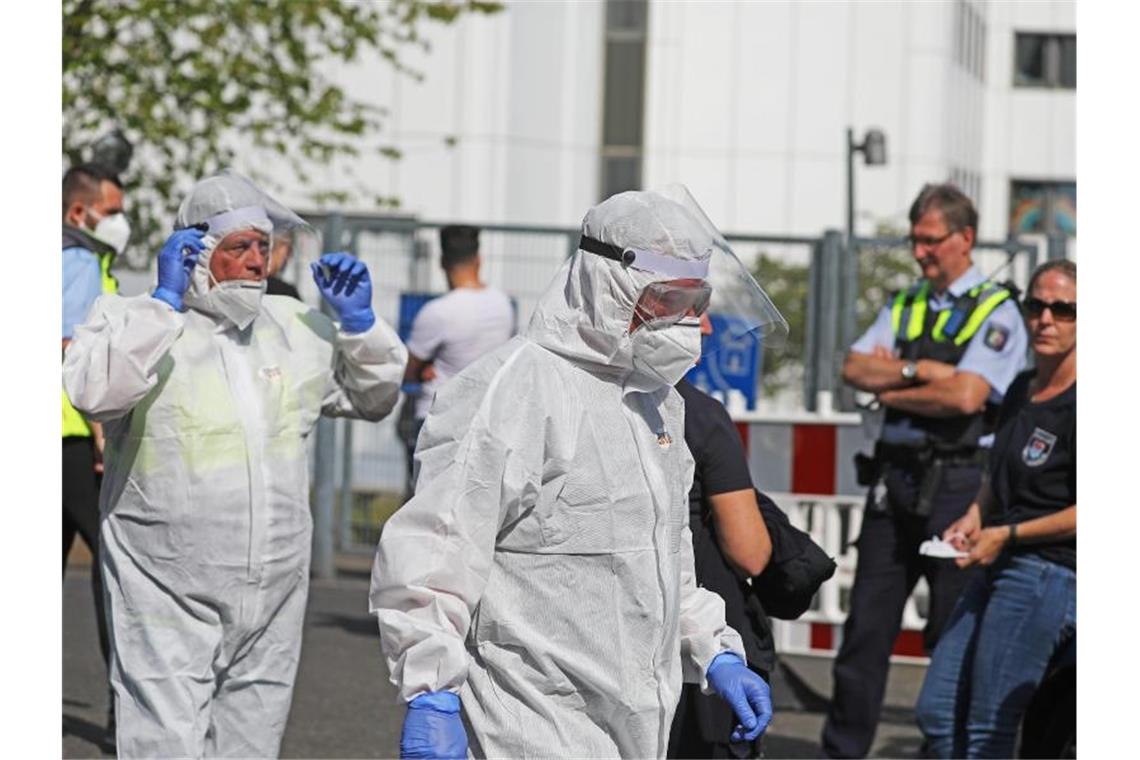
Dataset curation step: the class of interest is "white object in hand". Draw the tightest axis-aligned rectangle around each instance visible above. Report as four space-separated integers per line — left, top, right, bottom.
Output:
919 535 968 559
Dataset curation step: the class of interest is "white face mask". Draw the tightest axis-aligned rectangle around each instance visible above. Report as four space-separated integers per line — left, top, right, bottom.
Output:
629 316 703 387
90 212 132 255
199 278 267 330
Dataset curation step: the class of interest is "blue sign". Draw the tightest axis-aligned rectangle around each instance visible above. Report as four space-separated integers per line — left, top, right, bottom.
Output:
397 292 439 343
397 293 439 394
684 313 762 409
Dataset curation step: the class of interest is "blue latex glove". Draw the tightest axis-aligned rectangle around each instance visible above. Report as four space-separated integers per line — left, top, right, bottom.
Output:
311 251 375 333
400 691 468 760
706 652 773 743
153 227 207 311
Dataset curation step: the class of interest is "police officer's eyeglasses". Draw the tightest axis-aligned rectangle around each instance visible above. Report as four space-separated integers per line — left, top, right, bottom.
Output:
907 230 959 249
1023 297 1076 321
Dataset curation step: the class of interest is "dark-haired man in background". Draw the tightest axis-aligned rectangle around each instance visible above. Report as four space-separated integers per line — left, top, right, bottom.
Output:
820 184 1028 758
62 162 129 737
401 225 514 491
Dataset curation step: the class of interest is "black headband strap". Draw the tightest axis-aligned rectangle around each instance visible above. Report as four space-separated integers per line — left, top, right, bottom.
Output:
579 235 635 266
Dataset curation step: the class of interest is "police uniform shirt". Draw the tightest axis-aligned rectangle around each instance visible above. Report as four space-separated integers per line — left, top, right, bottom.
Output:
63 243 104 340
851 265 1028 446
987 370 1076 569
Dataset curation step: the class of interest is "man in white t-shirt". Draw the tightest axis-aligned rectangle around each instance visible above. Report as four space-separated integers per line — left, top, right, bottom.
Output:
401 225 515 492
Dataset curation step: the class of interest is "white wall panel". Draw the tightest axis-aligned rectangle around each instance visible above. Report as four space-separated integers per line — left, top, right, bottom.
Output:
236 0 1073 245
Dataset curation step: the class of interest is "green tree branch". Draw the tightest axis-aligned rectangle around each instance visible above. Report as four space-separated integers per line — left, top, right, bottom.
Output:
63 0 502 268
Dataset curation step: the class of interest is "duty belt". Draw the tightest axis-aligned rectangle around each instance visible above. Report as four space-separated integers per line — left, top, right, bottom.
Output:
875 442 986 469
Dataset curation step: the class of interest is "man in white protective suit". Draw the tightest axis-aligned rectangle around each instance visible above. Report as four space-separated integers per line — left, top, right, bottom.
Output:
370 186 788 759
63 170 407 758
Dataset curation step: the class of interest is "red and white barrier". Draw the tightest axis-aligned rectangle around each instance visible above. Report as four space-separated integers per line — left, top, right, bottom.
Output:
732 409 931 662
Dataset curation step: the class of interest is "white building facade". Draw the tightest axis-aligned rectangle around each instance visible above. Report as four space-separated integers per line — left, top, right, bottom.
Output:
278 0 1075 243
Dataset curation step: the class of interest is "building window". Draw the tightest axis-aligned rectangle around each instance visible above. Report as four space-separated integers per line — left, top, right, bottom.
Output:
976 7 986 80
606 0 647 31
954 1 986 82
949 168 981 210
600 0 648 200
1009 180 1076 236
602 38 646 147
1014 33 1076 89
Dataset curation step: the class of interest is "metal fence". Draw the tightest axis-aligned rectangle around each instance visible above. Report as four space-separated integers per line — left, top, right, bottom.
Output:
300 212 1064 573
300 214 583 572
300 214 824 564
767 493 932 660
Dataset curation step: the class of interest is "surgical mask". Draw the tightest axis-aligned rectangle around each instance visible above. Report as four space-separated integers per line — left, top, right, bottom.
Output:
629 316 703 386
90 211 132 255
199 278 267 330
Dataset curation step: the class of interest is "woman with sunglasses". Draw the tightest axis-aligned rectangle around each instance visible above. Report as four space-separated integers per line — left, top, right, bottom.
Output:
914 260 1076 758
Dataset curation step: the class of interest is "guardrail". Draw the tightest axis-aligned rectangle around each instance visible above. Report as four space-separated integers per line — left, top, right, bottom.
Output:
767 492 931 662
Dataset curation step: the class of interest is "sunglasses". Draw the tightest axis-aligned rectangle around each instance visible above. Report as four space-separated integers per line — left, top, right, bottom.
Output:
1023 297 1076 321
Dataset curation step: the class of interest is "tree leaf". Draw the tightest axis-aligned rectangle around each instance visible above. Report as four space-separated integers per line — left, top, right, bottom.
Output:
63 0 503 267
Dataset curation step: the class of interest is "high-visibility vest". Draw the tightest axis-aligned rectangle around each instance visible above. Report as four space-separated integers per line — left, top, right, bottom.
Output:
882 278 1014 450
889 280 1013 349
62 229 119 438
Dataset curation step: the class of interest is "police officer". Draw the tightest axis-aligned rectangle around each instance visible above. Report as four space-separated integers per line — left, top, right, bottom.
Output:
820 184 1028 758
62 162 128 738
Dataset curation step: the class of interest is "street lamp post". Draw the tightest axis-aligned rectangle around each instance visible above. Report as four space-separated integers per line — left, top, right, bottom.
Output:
839 126 888 409
845 126 888 251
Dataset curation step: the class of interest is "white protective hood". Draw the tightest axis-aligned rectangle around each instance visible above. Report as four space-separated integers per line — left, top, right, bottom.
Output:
175 169 312 327
525 189 714 392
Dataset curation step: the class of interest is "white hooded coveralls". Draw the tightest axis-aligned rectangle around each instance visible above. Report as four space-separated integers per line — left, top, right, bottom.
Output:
370 191 746 759
63 250 406 756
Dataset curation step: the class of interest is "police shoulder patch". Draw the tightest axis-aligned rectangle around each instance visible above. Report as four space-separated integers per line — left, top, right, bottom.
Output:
1022 427 1058 467
983 323 1010 352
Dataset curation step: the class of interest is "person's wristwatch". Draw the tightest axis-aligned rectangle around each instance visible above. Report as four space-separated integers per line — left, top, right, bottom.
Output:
900 361 918 382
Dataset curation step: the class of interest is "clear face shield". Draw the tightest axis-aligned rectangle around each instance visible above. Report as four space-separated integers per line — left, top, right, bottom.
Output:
175 169 322 291
255 182 322 290
652 184 788 353
571 183 787 395
271 220 323 294
583 184 788 350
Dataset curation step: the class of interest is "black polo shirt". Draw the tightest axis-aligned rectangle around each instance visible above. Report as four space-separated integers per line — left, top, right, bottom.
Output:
988 370 1076 570
678 380 754 520
676 380 772 673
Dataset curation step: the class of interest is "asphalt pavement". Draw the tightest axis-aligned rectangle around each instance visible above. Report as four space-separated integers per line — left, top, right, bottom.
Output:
64 567 924 758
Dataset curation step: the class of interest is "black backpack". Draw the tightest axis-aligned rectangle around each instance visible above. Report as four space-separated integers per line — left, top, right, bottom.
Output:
751 489 837 620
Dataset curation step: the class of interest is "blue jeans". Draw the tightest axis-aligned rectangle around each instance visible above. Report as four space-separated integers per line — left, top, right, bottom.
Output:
914 553 1076 758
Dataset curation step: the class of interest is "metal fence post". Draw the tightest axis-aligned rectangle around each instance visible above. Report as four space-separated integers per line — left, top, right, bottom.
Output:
1047 233 1067 261
816 230 843 414
803 238 822 412
311 212 345 579
337 419 355 550
412 234 432 292
566 233 580 261
837 234 859 412
1024 237 1040 281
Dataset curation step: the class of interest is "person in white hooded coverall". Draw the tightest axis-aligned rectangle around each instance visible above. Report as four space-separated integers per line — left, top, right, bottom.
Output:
63 170 407 758
370 187 781 759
